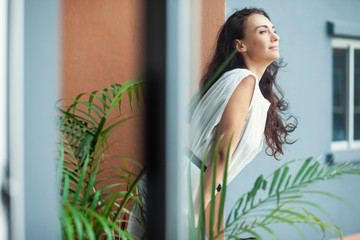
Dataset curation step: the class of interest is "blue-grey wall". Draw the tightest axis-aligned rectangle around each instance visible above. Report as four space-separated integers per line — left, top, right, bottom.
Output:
24 0 60 239
225 1 360 239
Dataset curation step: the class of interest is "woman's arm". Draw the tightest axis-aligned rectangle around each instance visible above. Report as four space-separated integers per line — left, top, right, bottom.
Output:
194 75 256 234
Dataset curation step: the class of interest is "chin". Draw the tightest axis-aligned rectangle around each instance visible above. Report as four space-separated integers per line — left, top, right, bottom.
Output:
266 55 280 65
271 53 280 61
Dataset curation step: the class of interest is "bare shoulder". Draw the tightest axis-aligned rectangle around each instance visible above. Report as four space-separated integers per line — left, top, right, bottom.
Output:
218 75 256 137
237 74 256 90
219 75 256 128
230 74 256 104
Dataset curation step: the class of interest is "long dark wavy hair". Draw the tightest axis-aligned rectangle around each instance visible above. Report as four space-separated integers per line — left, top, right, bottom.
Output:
200 8 297 159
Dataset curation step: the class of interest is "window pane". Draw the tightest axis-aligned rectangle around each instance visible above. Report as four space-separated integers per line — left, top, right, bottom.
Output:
332 48 347 141
355 49 360 140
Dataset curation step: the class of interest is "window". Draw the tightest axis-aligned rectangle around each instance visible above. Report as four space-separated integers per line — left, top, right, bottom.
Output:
331 38 360 151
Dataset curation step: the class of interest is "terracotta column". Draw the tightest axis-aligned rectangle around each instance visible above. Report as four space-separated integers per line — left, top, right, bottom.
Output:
61 0 225 168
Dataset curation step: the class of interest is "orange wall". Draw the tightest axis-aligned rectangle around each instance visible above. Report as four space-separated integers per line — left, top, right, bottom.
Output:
61 0 225 169
62 0 225 96
61 0 145 175
201 0 225 72
62 0 145 99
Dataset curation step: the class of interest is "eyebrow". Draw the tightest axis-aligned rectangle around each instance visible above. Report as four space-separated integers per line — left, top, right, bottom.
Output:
254 25 275 31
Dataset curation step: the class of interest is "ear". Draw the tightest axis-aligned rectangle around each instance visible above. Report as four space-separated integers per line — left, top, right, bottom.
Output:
234 39 246 53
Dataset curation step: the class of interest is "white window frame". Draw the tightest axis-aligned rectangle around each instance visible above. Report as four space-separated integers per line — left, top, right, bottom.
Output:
331 38 360 151
0 0 8 239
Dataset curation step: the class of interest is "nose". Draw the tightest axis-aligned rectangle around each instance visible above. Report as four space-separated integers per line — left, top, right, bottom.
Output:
272 31 280 41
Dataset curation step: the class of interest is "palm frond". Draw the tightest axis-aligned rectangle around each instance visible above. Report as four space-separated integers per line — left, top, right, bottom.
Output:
57 79 146 239
224 157 360 239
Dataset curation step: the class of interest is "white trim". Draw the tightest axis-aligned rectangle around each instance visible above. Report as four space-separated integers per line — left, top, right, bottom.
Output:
331 141 349 151
0 1 7 163
332 141 360 151
332 38 360 48
350 140 360 149
8 0 25 239
349 45 355 147
0 0 8 239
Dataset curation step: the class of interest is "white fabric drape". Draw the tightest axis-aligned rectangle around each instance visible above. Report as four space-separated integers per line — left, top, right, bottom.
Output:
188 68 271 202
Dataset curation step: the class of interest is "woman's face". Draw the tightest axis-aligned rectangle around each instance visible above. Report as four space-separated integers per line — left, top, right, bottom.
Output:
240 14 280 63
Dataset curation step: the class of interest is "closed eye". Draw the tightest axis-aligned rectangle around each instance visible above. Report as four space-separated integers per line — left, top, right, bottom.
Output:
255 25 277 34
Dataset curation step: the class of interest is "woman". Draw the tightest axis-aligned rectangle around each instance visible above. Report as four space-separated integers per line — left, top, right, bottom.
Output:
189 8 297 239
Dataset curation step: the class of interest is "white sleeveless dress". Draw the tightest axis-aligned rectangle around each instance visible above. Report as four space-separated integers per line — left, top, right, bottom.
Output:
189 68 271 201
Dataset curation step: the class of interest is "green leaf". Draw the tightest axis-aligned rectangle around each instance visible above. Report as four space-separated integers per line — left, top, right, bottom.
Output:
112 156 144 169
326 224 343 239
66 101 104 121
276 166 289 192
210 135 223 239
89 90 98 115
187 159 197 240
89 190 101 210
218 135 233 231
66 204 96 240
232 197 243 222
101 89 112 110
127 86 133 111
139 81 145 97
261 200 290 224
307 162 319 181
72 209 84 240
133 83 141 110
62 174 70 201
254 223 278 240
291 200 332 220
283 175 291 190
269 169 280 197
113 167 146 222
90 116 106 152
57 140 65 194
58 107 96 133
60 207 74 240
292 157 312 185
57 78 145 239
324 162 343 177
198 145 211 239
301 208 325 238
82 161 100 208
67 93 86 114
107 80 138 115
300 162 317 183
72 153 90 205
250 175 263 207
261 179 267 190
90 93 110 111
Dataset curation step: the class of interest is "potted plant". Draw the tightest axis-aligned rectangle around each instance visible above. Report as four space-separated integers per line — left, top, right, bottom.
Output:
57 77 146 239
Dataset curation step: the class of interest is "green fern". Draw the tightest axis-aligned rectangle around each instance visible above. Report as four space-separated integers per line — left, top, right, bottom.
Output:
224 157 360 239
57 78 146 239
187 139 360 240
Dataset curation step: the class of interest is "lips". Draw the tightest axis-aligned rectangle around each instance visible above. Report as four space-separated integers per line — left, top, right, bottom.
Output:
269 46 279 50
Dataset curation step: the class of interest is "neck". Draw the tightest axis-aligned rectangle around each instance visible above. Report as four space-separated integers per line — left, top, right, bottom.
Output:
246 63 269 81
243 57 272 81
